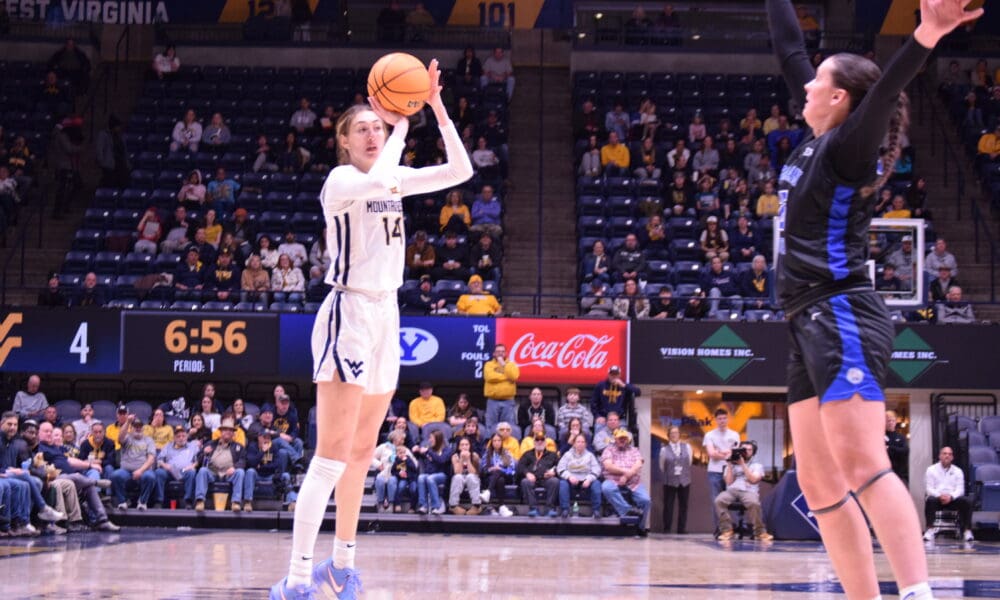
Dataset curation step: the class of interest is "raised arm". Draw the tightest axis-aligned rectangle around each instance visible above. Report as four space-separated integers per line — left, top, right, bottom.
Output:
766 0 814 111
396 59 473 196
827 39 929 182
831 0 982 182
318 119 409 207
397 119 473 197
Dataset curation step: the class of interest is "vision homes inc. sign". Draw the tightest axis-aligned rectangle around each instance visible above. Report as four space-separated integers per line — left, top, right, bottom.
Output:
630 321 999 390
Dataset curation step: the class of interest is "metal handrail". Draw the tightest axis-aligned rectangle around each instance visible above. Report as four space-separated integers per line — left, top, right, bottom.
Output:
918 73 999 303
0 201 44 306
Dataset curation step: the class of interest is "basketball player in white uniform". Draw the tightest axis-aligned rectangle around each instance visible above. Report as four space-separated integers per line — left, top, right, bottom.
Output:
271 59 472 600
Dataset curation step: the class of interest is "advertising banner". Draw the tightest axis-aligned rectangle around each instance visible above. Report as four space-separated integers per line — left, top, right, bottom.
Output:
428 0 572 29
495 317 628 385
5 0 335 25
631 320 1000 391
279 314 494 383
631 322 786 387
5 0 571 27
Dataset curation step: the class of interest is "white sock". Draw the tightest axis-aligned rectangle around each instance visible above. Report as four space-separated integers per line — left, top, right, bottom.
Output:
898 582 934 600
287 456 346 586
333 536 356 569
869 596 882 600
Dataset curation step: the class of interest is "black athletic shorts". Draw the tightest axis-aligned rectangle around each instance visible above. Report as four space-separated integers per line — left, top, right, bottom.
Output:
787 291 894 404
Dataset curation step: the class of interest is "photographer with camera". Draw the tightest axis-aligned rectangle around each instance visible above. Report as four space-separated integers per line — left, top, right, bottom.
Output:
713 441 773 541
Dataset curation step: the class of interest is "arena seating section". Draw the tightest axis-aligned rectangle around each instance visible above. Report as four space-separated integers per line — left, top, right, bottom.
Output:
0 61 62 231
573 70 929 320
58 64 507 313
937 76 1000 211
944 414 1000 524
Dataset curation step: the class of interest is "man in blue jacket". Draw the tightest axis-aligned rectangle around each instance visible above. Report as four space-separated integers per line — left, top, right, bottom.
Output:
591 366 640 428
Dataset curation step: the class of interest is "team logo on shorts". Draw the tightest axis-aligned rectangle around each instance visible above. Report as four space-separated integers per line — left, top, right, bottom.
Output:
344 358 365 378
846 367 865 384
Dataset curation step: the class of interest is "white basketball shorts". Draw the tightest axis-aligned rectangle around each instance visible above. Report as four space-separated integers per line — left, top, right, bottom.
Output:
311 288 400 394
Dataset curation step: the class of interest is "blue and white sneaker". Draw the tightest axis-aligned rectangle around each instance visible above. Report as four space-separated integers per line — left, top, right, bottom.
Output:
269 577 316 600
312 559 364 599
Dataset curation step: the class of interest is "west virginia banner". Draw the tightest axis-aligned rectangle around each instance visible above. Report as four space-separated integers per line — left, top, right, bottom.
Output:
3 0 335 24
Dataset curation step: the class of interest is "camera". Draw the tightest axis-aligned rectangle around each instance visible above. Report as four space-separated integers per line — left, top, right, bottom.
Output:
727 446 749 463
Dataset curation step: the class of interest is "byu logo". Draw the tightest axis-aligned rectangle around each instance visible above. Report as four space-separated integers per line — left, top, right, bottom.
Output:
344 359 365 378
399 327 440 366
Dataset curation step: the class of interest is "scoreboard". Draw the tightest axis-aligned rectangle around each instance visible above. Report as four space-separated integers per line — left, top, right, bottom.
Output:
0 309 121 374
121 313 280 375
0 308 494 381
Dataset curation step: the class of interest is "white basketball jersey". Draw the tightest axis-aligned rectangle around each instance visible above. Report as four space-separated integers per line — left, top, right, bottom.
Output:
321 176 406 293
318 119 473 294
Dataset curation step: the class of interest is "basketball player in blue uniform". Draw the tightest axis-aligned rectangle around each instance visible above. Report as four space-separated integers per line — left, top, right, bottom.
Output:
767 1 983 598
271 59 472 599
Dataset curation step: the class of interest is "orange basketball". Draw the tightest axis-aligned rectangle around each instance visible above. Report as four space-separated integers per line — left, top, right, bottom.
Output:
367 53 431 117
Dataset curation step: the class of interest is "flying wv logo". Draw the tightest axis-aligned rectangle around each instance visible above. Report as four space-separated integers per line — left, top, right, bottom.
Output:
0 313 24 367
344 358 365 378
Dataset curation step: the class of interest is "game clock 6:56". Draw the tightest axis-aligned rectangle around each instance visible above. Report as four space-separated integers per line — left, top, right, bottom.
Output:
164 319 248 355
122 312 279 376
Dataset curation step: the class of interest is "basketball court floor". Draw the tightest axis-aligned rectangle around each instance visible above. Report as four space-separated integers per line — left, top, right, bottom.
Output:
3 529 999 599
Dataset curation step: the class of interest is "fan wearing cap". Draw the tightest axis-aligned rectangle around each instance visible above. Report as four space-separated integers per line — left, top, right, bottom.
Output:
227 207 257 251
600 428 650 525
105 404 131 450
173 245 206 301
401 274 446 315
408 382 445 428
590 366 640 428
204 249 241 303
886 235 916 290
109 414 158 510
245 427 295 514
516 432 560 517
456 274 501 316
699 215 730 264
155 425 199 508
928 263 958 304
405 230 436 280
193 417 247 512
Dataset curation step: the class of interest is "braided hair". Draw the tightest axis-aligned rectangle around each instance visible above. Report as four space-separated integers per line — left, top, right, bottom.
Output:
829 53 911 193
872 92 910 190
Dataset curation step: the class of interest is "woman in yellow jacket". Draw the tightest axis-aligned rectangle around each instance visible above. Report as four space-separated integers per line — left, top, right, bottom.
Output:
439 189 471 233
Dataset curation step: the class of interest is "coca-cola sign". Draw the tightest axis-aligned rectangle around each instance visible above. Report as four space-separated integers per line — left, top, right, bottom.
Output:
495 318 628 384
